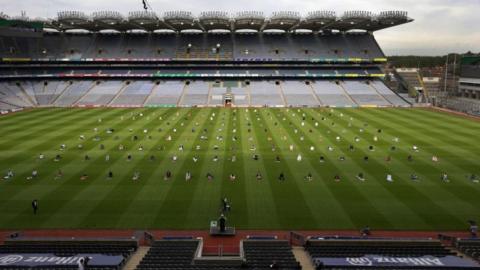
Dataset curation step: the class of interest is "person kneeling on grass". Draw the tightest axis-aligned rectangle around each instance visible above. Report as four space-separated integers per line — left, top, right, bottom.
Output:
356 173 365 182
164 170 172 180
132 171 140 181
256 171 263 180
441 172 449 182
4 169 14 180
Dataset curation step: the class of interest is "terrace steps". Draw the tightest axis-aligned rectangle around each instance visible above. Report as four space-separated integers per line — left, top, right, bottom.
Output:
123 246 150 270
292 246 315 270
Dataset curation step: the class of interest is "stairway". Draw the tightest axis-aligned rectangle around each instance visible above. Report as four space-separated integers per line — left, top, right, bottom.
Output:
123 246 150 270
292 246 315 270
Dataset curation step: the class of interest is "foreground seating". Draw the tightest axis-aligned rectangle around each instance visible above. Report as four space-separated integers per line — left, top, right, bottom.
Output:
136 239 301 270
0 239 137 270
456 239 480 262
305 238 480 269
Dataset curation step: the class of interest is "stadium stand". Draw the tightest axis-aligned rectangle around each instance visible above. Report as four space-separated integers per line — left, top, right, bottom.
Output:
311 81 356 107
243 240 301 269
306 238 480 269
180 81 210 107
342 80 392 106
249 81 285 107
456 239 480 263
110 81 154 107
0 239 138 269
144 81 184 107
136 239 300 270
76 80 124 106
0 10 410 110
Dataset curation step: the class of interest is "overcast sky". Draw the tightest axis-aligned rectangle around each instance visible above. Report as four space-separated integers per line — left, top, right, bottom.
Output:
2 0 480 55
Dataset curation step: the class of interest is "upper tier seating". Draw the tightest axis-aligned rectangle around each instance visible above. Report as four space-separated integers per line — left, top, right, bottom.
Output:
0 33 384 60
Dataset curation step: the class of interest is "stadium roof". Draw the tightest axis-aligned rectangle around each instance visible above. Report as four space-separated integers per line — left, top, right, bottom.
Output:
3 10 412 32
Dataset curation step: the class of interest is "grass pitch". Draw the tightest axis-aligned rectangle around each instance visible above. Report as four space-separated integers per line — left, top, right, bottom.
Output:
0 107 479 230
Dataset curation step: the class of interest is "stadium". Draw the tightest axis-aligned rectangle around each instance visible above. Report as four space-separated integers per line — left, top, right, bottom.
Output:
0 3 480 270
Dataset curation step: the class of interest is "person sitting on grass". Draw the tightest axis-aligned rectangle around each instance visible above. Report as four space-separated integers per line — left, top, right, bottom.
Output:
54 170 63 180
334 174 340 182
229 174 236 181
411 173 419 181
349 145 354 151
305 173 313 182
356 173 365 182
386 174 393 182
26 170 38 180
172 155 177 162
432 155 439 162
149 155 155 162
278 173 285 181
207 173 214 181
84 154 90 161
38 153 45 160
256 171 263 180
80 174 88 181
132 171 140 181
364 156 369 162
469 174 479 183
319 156 325 163
127 154 133 162
407 155 413 162
107 170 113 180
296 154 302 162
368 145 374 152
213 155 219 162
412 145 419 152
185 171 191 181
54 154 62 162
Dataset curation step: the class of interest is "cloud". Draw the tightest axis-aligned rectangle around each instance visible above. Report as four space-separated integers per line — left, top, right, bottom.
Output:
2 0 479 55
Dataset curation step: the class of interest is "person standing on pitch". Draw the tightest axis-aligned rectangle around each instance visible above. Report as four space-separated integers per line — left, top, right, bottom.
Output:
219 214 227 232
32 199 38 215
